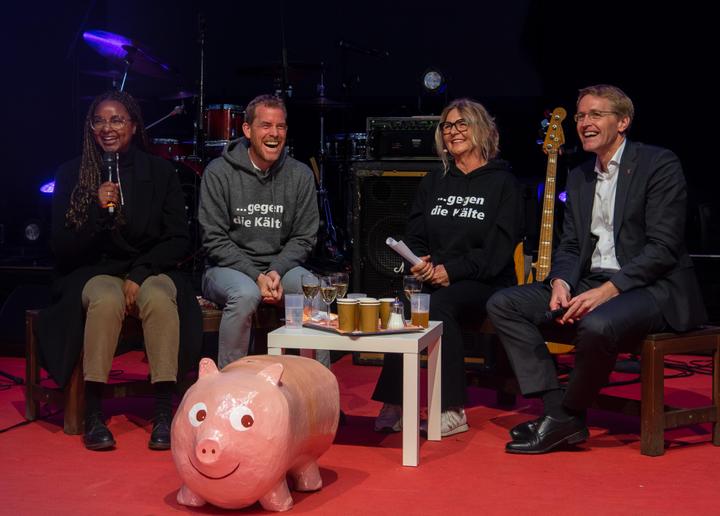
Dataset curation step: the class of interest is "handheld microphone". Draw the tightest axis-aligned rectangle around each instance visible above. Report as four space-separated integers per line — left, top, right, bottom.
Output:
102 152 117 214
534 307 566 325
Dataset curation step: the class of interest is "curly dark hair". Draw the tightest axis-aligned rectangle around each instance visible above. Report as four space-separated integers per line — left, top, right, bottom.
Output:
65 90 149 230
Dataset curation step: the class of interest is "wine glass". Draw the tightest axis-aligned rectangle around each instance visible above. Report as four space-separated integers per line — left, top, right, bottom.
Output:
320 275 338 323
301 273 320 318
332 272 349 300
403 275 422 302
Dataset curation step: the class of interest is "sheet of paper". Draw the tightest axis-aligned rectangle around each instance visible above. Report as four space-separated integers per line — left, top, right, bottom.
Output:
386 237 423 266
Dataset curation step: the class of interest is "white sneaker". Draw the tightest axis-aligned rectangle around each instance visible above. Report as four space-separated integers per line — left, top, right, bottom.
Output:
420 407 469 437
374 403 402 433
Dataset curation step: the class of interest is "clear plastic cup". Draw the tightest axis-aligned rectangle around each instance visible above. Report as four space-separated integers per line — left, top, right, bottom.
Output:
410 293 430 328
284 294 305 328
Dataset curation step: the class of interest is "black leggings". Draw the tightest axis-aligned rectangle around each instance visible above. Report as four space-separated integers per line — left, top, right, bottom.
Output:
372 280 500 410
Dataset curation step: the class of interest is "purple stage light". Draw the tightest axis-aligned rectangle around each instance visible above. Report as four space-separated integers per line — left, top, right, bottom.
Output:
40 181 55 194
558 191 567 203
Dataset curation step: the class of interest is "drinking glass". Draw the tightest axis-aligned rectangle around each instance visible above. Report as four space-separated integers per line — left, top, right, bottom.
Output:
301 273 320 318
403 275 422 302
320 275 338 322
332 272 349 300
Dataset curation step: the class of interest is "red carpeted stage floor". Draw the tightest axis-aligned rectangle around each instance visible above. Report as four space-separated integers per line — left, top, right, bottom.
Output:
1 352 718 515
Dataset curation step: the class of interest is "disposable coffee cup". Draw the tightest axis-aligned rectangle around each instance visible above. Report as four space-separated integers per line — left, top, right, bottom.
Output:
379 298 395 329
337 298 359 332
358 298 380 332
284 294 304 328
410 293 430 328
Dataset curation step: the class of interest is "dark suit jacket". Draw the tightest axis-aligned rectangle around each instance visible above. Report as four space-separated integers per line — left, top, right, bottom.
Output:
549 140 707 331
37 146 202 388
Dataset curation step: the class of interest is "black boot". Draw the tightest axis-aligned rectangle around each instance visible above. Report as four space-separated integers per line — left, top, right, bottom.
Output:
83 381 115 451
149 382 174 450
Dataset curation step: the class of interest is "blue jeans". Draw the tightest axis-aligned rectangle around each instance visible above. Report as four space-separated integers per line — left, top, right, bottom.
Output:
202 265 330 369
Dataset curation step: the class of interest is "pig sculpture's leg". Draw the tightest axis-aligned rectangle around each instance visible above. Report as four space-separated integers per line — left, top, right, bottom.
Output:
259 477 294 512
176 484 206 507
291 460 323 491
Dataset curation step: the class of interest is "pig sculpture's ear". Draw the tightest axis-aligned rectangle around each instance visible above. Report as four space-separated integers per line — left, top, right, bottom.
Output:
199 358 219 377
257 363 284 386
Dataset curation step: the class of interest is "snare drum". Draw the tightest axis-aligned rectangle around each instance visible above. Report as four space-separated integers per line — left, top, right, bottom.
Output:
149 138 194 161
325 132 367 161
204 140 228 159
205 104 244 141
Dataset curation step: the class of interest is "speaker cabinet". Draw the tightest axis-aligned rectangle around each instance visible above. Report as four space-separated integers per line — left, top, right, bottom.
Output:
351 160 442 298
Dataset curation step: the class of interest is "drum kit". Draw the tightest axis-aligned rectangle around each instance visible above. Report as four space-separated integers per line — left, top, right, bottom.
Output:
82 28 359 263
82 29 361 173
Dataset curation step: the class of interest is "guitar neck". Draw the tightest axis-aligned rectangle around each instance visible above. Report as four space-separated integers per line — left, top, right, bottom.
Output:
535 151 558 282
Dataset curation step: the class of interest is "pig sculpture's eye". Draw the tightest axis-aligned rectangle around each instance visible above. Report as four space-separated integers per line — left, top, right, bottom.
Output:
188 402 208 427
229 405 255 431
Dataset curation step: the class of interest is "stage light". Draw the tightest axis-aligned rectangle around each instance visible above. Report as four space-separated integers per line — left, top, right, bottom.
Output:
558 191 567 203
422 69 445 93
40 181 55 194
24 221 41 243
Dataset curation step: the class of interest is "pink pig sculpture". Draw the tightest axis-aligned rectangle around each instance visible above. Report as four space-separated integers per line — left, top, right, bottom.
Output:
171 354 340 511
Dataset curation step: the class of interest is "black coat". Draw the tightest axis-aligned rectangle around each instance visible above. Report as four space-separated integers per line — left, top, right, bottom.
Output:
549 140 707 331
37 146 202 388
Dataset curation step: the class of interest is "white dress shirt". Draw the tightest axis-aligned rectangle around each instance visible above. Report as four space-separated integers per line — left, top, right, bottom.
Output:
589 139 626 272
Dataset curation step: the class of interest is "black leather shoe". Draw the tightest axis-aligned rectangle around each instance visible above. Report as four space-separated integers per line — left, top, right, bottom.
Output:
509 417 542 441
83 413 115 451
149 413 172 450
505 415 589 454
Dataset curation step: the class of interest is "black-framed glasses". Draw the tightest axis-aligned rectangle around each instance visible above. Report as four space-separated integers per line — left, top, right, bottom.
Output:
439 119 469 134
91 116 132 132
573 110 617 123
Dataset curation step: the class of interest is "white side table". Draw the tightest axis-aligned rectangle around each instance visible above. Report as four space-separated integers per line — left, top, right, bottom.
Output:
267 321 443 466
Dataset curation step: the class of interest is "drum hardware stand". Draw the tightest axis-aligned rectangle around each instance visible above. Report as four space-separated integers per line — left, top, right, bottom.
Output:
117 46 139 92
146 104 185 131
315 66 339 252
194 12 207 162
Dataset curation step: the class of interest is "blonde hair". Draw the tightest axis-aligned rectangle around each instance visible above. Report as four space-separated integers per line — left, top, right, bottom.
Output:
434 98 499 172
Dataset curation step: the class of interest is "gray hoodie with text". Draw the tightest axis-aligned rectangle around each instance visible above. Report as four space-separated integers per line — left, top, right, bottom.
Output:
199 137 319 280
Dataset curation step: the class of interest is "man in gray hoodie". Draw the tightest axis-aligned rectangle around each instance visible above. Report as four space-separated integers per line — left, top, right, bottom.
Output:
199 94 326 368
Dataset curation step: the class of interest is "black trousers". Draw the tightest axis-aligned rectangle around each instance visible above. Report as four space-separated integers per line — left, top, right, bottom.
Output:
372 280 499 410
486 274 667 410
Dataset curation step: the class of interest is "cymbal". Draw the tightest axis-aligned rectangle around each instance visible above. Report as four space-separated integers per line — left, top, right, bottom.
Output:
80 69 125 80
160 90 197 100
80 94 148 102
292 97 350 110
83 30 179 79
236 62 324 80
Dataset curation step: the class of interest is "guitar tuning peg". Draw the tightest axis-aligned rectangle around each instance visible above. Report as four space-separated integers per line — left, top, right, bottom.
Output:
540 119 550 129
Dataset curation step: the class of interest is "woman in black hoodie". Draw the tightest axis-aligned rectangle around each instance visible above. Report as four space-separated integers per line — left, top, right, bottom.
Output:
372 98 522 436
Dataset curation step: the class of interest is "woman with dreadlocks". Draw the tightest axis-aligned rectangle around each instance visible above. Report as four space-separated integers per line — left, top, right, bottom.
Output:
38 90 202 451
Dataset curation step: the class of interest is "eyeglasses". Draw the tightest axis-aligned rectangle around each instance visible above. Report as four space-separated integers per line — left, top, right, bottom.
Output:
91 116 132 132
573 110 617 123
439 119 469 134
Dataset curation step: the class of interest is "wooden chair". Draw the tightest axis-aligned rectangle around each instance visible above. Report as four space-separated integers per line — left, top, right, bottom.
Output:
472 322 720 456
24 307 222 435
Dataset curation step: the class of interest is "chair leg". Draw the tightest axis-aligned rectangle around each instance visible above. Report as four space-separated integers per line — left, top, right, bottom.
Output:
713 339 720 447
640 340 665 456
63 360 85 435
24 312 40 421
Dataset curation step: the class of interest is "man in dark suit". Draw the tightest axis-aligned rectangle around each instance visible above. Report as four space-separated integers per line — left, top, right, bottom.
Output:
486 84 707 454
